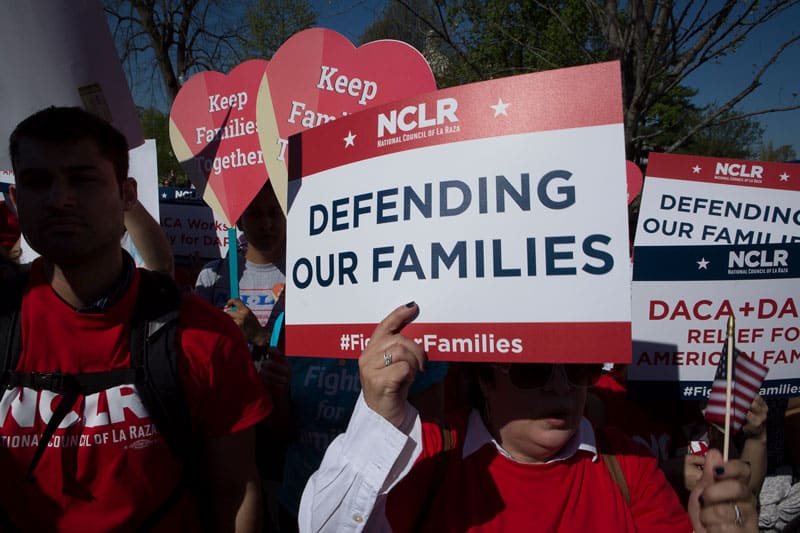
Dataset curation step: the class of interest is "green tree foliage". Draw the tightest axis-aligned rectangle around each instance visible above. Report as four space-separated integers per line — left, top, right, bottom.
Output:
677 110 765 160
637 86 702 155
360 0 435 51
619 85 767 160
384 0 800 163
241 0 317 60
759 141 797 162
360 0 452 80
367 0 601 88
138 107 188 186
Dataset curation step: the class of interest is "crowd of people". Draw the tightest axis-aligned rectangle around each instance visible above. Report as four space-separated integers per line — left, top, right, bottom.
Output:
0 106 797 532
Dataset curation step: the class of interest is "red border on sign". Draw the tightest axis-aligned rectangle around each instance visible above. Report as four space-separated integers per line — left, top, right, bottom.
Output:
286 321 631 362
647 152 799 192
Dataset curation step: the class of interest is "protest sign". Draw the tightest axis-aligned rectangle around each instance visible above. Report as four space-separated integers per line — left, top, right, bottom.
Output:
169 59 269 227
160 200 237 260
256 28 437 214
628 152 800 398
285 62 631 362
129 140 160 220
0 0 143 170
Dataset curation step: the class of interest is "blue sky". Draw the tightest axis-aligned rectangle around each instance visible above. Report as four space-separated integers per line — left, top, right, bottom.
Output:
314 0 799 153
682 3 800 153
134 1 798 153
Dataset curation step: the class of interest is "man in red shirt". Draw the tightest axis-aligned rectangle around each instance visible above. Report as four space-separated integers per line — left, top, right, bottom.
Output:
4 106 271 531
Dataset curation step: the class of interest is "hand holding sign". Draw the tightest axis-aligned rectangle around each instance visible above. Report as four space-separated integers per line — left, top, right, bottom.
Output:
358 302 426 428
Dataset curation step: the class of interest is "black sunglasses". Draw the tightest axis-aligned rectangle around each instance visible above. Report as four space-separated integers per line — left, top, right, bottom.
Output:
497 363 604 390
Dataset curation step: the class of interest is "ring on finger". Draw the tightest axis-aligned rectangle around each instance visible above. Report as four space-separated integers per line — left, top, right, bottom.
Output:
383 352 393 367
733 503 744 527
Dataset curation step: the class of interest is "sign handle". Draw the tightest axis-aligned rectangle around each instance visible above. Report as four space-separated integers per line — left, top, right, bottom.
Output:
270 311 284 348
228 227 239 300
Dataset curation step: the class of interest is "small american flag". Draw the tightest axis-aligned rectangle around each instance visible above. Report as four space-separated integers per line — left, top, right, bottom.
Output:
704 339 769 432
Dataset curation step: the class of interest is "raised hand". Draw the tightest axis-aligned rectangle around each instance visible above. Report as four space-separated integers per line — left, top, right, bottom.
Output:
688 449 757 532
742 395 768 437
358 302 425 428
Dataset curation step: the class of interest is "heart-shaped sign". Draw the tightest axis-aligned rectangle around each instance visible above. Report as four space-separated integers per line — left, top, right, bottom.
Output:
169 59 268 226
256 28 437 214
626 160 643 204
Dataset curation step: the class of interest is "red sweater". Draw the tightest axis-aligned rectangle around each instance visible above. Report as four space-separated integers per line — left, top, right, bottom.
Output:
386 413 692 532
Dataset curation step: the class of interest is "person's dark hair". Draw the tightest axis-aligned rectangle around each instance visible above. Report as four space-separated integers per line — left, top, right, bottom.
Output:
9 107 129 185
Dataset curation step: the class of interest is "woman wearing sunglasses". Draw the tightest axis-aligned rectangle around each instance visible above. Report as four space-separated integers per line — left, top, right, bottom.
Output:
299 303 757 532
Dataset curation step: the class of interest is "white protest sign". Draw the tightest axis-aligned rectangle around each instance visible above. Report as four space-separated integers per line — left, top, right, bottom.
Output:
285 62 631 362
129 140 159 220
0 0 143 170
628 152 800 398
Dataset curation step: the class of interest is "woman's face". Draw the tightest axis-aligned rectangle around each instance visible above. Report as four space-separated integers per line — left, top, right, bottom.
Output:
481 364 591 463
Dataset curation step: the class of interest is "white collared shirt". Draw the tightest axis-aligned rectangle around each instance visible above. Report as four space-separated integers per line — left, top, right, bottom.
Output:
461 408 599 463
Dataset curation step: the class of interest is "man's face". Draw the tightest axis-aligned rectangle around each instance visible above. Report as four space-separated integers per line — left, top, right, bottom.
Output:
11 137 134 266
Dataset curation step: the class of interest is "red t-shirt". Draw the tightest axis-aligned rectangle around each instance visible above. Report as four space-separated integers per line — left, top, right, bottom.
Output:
0 261 271 531
386 413 692 532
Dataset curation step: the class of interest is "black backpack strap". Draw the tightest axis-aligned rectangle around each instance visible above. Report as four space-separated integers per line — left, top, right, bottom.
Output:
20 368 139 481
130 269 192 460
0 269 29 382
26 386 81 481
7 368 137 392
129 269 199 529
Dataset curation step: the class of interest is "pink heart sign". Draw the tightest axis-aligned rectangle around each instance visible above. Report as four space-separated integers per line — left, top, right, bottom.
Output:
169 59 268 225
256 28 437 213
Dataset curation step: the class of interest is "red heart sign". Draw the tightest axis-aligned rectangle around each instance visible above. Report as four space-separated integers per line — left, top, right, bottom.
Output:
257 28 437 213
169 59 268 225
626 160 643 204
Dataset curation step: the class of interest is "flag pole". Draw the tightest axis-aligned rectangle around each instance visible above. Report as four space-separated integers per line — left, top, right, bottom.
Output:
723 314 735 461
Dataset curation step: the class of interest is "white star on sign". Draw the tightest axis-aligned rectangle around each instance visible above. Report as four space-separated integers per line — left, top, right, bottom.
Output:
491 98 510 117
692 165 701 174
161 192 167 199
779 172 790 182
343 131 356 148
697 257 710 270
